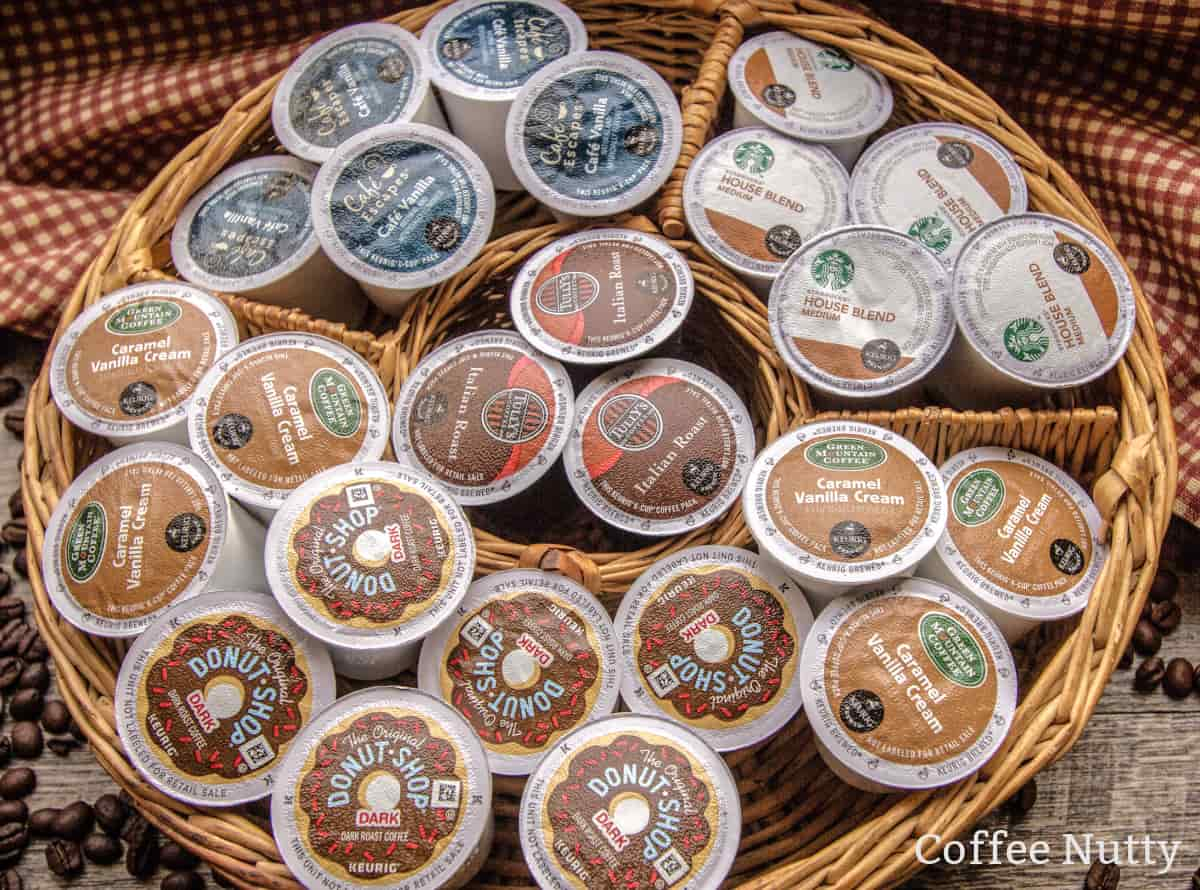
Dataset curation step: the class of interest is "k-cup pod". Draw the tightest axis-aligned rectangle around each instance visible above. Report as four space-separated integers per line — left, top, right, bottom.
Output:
919 447 1108 642
615 546 813 752
728 32 893 168
391 330 573 506
936 213 1138 408
266 461 476 681
188 333 390 522
563 359 756 537
743 420 947 612
506 51 683 219
849 122 1028 267
768 225 953 406
171 156 366 325
115 591 336 808
272 687 494 890
42 442 266 639
312 123 496 313
423 0 588 190
509 228 693 366
49 282 238 445
519 713 740 890
683 127 849 295
272 23 446 164
800 577 1017 793
417 568 620 776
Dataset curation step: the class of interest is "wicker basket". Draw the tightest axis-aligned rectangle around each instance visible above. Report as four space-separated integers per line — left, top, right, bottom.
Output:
19 0 1176 888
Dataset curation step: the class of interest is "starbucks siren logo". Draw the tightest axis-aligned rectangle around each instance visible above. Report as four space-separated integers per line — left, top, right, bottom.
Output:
733 141 774 174
1003 318 1050 363
811 249 855 290
908 216 953 254
816 48 855 71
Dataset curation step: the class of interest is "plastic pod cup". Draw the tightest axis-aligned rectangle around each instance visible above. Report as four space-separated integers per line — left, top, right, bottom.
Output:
728 32 893 169
934 212 1138 409
41 442 266 639
272 23 446 165
614 546 813 752
563 359 756 538
312 123 496 314
417 568 620 775
115 590 336 807
800 577 1017 794
187 332 390 523
423 0 588 191
506 51 683 220
266 461 476 681
743 419 947 613
170 156 367 326
509 229 693 366
48 282 238 445
683 127 849 296
848 122 1028 268
271 687 494 890
918 447 1108 642
768 225 954 407
519 712 740 890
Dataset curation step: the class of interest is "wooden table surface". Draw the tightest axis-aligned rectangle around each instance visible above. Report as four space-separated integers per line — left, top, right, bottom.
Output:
1 330 1196 889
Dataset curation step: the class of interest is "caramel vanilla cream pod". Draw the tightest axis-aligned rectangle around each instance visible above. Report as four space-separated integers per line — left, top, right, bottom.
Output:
49 282 238 445
272 687 494 890
615 546 814 752
42 443 266 639
800 578 1017 793
919 447 1107 641
417 569 620 775
520 713 740 890
266 462 476 681
116 591 336 807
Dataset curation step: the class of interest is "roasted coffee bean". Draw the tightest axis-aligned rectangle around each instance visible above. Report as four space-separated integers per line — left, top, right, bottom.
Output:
15 663 45 694
41 700 69 734
46 737 78 758
1149 567 1179 602
46 839 83 877
1134 656 1166 692
0 768 34 800
68 720 85 742
94 793 128 837
0 524 23 549
1131 619 1161 656
0 803 24 828
0 623 23 657
0 381 20 411
125 816 159 878
29 808 60 837
1085 859 1121 889
1192 865 1200 890
1149 600 1182 634
84 831 123 865
13 629 43 665
1117 645 1133 669
54 801 94 841
1164 658 1194 699
0 599 17 622
160 841 199 871
8 689 40 721
0 821 27 861
120 811 144 843
0 660 20 692
0 574 8 599
6 491 21 521
10 723 40 759
0 870 22 890
1007 779 1037 818
9 554 22 581
0 739 12 769
163 871 205 890
1 411 22 440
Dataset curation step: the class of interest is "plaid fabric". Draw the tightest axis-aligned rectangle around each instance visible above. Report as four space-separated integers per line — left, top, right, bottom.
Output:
1 1 1197 518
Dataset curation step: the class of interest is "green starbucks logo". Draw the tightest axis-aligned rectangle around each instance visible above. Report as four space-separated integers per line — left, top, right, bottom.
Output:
908 216 953 254
733 140 774 174
811 249 855 290
816 48 855 71
919 612 988 688
1003 318 1050 363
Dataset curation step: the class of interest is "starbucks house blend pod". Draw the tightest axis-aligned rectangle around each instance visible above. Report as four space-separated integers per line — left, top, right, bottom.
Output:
115 591 336 807
919 447 1108 641
171 156 367 326
423 0 587 191
272 687 494 890
800 578 1017 794
519 713 740 890
417 569 620 775
728 32 893 168
188 333 389 522
42 443 266 639
615 546 814 751
49 282 238 445
266 462 476 680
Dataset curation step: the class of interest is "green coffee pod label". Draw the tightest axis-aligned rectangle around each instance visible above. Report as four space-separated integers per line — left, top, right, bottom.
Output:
951 468 1006 526
804 437 887 471
811 249 855 290
1003 317 1051 363
105 300 183 336
66 503 107 584
309 368 363 438
919 612 988 688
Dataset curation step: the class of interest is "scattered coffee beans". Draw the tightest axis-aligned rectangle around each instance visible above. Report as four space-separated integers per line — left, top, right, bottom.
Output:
0 802 25 827
41 700 70 734
163 871 205 890
0 740 13 770
94 793 128 837
1085 861 1120 890
1134 657 1166 692
2 411 23 440
0 523 23 549
6 491 20 521
1164 658 1194 699
1131 619 1162 656
83 831 123 865
0 601 18 624
1149 600 1182 634
10 723 41 759
1008 779 1037 818
14 629 43 664
161 841 200 871
46 737 79 758
15 663 46 694
0 380 20 410
0 870 21 890
9 553 23 581
0 822 28 860
29 808 59 837
0 661 20 693
54 801 94 841
1149 567 1179 602
125 816 159 878
0 768 34 800
0 574 9 599
45 838 84 877
8 689 39 722
1118 645 1133 669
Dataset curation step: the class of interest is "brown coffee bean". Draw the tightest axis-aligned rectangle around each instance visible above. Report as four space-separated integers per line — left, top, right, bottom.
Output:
1149 567 1179 602
84 831 123 865
46 838 83 877
14 629 43 664
0 524 23 549
6 491 21 521
120 811 145 843
125 815 160 878
1134 656 1166 692
1149 600 1182 634
0 599 18 622
0 623 22 658
46 737 78 758
0 870 22 890
94 793 128 837
68 719 85 742
1164 657 1194 699
1117 645 1133 669
9 553 22 581
29 808 60 837
0 768 34 800
1007 779 1037 818
0 381 20 411
8 689 40 722
0 660 20 692
0 802 24 827
10 723 40 759
0 574 8 599
15 663 45 694
41 700 69 734
163 872 205 890
0 821 27 861
1131 619 1161 655
54 801 94 841
161 841 200 871
0 739 12 769
2 411 23 439
1192 865 1200 890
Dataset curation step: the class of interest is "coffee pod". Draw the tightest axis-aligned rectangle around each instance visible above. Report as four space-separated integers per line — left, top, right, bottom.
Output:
683 127 849 295
171 156 366 325
417 569 620 775
744 420 947 612
520 713 740 890
272 23 446 164
423 0 588 191
312 123 496 314
509 229 693 366
563 359 755 537
615 546 813 751
115 591 336 807
728 32 893 169
49 282 238 445
42 443 266 639
506 51 683 219
188 333 389 522
266 461 476 681
918 447 1108 641
768 225 953 406
800 577 1017 793
272 687 494 890
849 122 1028 267
936 213 1137 408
